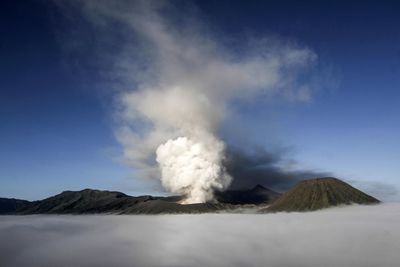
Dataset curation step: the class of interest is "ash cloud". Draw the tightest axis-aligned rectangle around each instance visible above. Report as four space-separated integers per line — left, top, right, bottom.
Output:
1 204 400 267
55 0 322 202
225 147 330 191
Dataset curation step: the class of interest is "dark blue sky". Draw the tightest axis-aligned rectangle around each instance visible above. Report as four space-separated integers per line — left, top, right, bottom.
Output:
1 0 400 200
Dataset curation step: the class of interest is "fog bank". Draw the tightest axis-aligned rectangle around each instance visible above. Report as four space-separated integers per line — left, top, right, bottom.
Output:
1 203 399 267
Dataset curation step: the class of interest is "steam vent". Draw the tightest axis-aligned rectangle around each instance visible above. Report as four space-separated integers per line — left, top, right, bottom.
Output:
265 177 380 212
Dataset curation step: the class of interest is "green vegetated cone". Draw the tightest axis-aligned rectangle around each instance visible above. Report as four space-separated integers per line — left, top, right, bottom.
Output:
266 177 380 212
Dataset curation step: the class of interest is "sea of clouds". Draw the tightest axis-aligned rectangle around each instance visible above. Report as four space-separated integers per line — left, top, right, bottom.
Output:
1 203 399 267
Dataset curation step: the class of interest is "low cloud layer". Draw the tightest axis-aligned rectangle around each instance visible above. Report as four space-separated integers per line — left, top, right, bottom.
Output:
1 204 399 267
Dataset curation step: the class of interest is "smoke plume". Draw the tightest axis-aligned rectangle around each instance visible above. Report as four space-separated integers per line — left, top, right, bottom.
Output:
64 1 318 203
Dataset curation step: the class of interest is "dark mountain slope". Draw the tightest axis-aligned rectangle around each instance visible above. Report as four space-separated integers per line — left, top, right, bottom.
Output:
19 189 153 214
14 185 275 214
17 189 232 214
216 184 281 204
0 198 31 214
265 177 380 212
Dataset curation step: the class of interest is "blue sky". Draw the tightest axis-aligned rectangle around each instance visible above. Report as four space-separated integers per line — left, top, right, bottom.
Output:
1 0 399 201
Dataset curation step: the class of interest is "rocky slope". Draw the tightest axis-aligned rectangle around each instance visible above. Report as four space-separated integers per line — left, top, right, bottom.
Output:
264 177 380 212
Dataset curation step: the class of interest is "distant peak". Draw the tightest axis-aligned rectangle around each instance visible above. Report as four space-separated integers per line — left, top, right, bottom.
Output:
252 184 267 191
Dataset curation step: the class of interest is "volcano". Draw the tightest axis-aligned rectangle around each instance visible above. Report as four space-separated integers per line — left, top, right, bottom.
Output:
265 177 380 212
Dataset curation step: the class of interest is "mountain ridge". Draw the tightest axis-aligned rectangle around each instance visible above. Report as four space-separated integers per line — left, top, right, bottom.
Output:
0 198 31 214
1 185 280 215
0 178 381 214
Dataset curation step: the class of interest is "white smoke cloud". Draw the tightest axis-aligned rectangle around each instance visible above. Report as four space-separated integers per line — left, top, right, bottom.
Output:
156 136 231 203
1 204 400 267
66 1 318 203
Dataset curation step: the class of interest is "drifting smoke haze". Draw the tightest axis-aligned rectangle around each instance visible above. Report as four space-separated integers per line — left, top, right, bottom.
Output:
1 204 400 267
226 147 330 191
61 0 320 203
